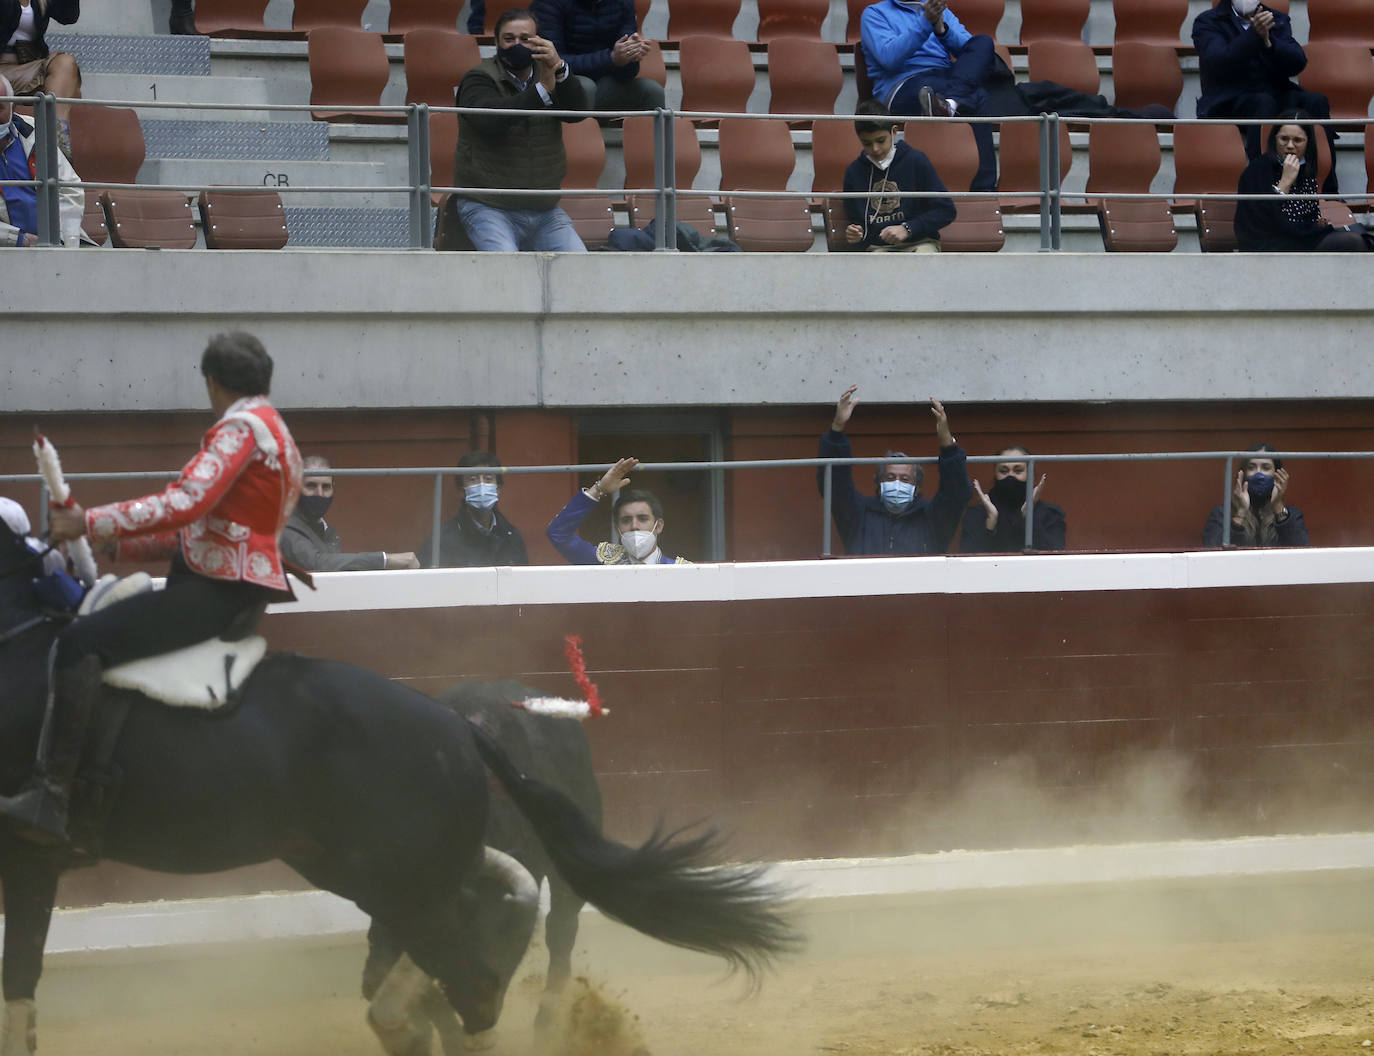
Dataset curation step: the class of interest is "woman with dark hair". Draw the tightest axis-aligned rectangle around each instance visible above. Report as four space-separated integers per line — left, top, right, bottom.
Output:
959 445 1066 553
1203 442 1309 548
1234 111 1369 253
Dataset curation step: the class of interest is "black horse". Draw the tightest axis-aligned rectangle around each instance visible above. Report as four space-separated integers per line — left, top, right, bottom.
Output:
0 526 798 1055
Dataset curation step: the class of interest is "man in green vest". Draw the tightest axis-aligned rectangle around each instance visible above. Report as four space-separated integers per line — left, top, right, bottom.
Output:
453 7 590 251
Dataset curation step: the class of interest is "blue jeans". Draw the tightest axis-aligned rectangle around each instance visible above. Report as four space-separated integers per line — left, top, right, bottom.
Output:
889 34 999 192
456 199 587 252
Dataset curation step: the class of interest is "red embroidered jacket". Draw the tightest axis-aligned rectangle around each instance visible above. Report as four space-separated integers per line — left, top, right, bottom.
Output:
85 397 303 592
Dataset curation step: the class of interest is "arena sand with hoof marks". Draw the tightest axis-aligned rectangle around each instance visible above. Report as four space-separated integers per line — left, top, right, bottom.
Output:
23 847 1374 1056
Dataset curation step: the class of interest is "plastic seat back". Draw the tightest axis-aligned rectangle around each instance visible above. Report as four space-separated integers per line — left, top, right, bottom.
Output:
429 110 459 202
1196 198 1238 252
480 0 529 33
668 0 742 39
1112 0 1187 44
1172 122 1247 208
560 118 615 249
719 117 796 191
723 196 814 250
757 0 829 41
767 38 842 122
1111 41 1182 114
293 0 368 31
997 120 1073 211
1297 42 1374 121
309 27 400 123
810 118 857 192
101 189 197 249
192 0 271 36
1026 39 1098 96
1097 199 1177 251
847 0 874 42
198 190 289 249
906 120 1004 251
68 103 145 185
1306 0 1374 44
949 0 1005 37
1085 122 1161 198
387 0 463 34
81 193 108 246
638 40 667 87
1018 0 1089 43
404 29 481 106
679 35 756 118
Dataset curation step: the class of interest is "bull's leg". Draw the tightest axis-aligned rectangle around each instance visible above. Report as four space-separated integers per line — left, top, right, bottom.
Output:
0 850 60 1056
366 954 434 1056
535 878 584 1029
417 985 467 1056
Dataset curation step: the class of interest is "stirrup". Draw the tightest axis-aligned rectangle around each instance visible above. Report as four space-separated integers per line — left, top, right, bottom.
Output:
0 779 69 845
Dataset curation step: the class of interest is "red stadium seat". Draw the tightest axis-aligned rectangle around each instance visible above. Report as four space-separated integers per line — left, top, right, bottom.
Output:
668 0 742 39
1026 40 1098 97
428 110 458 203
197 190 289 249
1297 42 1374 122
387 0 463 34
949 0 1005 38
1112 0 1187 45
1097 199 1178 251
623 116 718 237
192 0 272 37
81 193 108 246
480 0 528 34
767 38 843 123
719 117 812 251
998 119 1072 212
309 27 402 123
1018 0 1089 44
1111 41 1183 114
757 0 829 41
68 103 145 186
679 36 756 121
292 0 368 32
404 29 481 106
1172 121 1248 209
810 118 857 193
101 189 198 249
1308 0 1374 46
905 120 1005 251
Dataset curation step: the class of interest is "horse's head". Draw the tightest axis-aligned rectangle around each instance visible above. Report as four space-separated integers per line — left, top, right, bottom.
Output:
438 847 540 1033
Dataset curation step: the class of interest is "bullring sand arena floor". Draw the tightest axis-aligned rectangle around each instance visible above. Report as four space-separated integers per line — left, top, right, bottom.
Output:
29 861 1374 1056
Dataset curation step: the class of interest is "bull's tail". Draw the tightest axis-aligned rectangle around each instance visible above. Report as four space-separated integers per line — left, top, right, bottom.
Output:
465 718 801 981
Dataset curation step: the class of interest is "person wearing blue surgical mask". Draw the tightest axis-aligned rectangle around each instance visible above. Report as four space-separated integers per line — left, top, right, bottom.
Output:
282 455 421 572
419 450 530 568
817 386 972 556
1203 442 1309 548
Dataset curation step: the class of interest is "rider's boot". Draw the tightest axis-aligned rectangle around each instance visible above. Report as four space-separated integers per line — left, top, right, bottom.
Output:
0 654 100 844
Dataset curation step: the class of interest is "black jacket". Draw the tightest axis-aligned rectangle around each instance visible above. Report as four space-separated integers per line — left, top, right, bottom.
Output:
1234 153 1329 251
1203 504 1309 547
531 0 640 81
1192 4 1307 117
419 505 529 568
959 501 1067 553
842 139 955 248
0 0 80 58
280 510 386 572
817 429 971 556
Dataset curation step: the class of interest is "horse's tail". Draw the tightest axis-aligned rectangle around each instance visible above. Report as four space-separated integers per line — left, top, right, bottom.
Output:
465 718 801 981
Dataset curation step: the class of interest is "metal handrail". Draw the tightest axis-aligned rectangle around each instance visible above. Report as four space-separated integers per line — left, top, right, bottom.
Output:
0 448 1356 563
9 89 1357 252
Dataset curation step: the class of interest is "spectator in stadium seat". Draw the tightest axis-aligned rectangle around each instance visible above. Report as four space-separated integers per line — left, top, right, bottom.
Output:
843 99 955 253
417 450 530 567
281 455 421 572
861 0 1006 191
818 386 972 556
454 7 589 252
531 0 664 121
1202 442 1310 547
547 457 689 565
1192 0 1337 181
959 446 1067 553
0 74 81 245
0 0 82 157
1235 113 1370 252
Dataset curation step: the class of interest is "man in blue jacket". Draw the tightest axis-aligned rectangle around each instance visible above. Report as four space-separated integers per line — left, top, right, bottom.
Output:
1192 0 1335 173
817 386 972 556
843 100 955 251
531 0 663 118
860 0 1004 191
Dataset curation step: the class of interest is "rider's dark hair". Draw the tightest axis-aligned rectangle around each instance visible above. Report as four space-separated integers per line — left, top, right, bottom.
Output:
615 488 663 522
201 332 273 397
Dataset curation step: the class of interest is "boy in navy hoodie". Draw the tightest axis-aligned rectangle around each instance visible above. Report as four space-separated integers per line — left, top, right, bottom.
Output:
842 100 956 252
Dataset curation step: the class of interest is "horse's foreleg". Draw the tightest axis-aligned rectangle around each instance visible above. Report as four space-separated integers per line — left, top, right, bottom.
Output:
0 851 59 1056
366 953 435 1056
535 879 583 1029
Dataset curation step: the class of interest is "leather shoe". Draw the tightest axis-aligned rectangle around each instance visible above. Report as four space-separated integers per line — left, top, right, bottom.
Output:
918 85 956 118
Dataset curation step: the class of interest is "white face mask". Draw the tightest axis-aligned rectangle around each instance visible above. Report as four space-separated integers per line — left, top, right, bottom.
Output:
621 529 659 562
463 481 499 510
1233 0 1261 16
869 143 897 171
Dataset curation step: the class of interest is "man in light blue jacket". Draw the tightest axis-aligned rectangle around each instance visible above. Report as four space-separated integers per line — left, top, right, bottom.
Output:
861 0 1002 189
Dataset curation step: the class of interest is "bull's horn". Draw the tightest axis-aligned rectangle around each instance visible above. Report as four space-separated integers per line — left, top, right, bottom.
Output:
480 847 539 910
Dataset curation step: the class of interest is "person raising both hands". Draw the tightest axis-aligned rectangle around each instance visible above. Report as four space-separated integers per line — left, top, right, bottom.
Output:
1203 442 1309 548
817 385 972 556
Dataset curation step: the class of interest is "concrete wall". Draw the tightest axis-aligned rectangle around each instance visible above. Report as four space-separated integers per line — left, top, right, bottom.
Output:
5 251 1372 413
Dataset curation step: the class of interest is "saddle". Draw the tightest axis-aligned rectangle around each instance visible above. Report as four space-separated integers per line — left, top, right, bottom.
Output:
78 574 267 710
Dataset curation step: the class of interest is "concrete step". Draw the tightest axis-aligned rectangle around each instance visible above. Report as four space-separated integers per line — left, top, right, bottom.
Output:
136 157 408 210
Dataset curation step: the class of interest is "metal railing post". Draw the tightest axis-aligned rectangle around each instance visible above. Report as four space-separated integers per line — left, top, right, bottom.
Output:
664 108 677 241
822 463 833 557
1037 114 1051 252
652 107 671 251
1221 455 1234 547
407 103 433 250
34 93 61 246
430 471 443 566
1048 112 1062 251
1023 459 1035 551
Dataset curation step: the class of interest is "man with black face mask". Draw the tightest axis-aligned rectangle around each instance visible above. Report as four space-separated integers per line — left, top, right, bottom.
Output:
1203 443 1309 548
280 455 420 572
452 7 590 251
959 446 1066 553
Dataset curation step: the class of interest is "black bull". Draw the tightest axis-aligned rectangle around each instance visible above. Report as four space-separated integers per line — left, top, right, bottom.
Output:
0 549 798 1052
